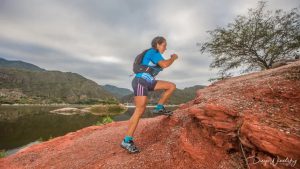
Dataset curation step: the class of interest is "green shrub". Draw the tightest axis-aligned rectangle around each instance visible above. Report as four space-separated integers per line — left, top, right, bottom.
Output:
102 115 113 124
38 137 44 142
0 150 6 158
95 115 114 126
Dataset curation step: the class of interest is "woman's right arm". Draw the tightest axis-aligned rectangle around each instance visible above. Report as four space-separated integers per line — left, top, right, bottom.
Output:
158 54 178 68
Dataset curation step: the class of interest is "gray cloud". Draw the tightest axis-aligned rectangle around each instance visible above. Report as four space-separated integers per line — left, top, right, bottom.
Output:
0 0 299 90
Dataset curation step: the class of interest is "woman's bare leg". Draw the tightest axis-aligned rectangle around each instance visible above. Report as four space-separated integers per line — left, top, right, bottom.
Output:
125 96 147 136
154 80 176 104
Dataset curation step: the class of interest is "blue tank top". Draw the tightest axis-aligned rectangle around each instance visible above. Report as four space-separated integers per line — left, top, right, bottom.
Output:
135 48 165 82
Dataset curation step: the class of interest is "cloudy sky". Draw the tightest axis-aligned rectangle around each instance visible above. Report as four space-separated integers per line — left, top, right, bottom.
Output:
0 0 298 90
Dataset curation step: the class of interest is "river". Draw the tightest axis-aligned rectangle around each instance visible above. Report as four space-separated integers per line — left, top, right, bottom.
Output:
0 105 178 157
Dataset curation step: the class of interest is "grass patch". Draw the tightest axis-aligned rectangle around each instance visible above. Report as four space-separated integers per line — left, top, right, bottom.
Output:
38 137 44 142
95 115 114 126
47 135 53 141
0 150 6 158
38 135 53 142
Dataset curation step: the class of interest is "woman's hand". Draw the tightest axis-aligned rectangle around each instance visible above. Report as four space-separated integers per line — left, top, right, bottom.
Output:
171 54 178 60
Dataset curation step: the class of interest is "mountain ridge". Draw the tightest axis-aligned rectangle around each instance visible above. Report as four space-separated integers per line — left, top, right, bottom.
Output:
0 58 115 104
0 57 45 72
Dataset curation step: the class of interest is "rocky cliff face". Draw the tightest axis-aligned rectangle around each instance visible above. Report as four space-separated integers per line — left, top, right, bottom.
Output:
1 61 299 169
182 60 300 168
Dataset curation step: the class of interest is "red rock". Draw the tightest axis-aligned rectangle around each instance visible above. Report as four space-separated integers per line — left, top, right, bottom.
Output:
241 121 300 160
196 89 205 97
178 103 189 109
188 106 205 116
206 110 230 121
238 134 256 149
204 103 227 112
195 114 210 121
193 98 203 104
212 115 234 122
204 103 238 117
212 135 224 147
200 119 214 127
212 121 237 131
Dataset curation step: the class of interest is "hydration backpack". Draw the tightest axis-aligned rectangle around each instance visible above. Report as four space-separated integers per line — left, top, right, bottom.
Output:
133 49 161 76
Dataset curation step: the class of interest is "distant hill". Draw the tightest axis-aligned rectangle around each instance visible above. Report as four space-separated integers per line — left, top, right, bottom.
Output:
121 85 206 105
102 84 133 99
0 58 115 104
0 57 45 72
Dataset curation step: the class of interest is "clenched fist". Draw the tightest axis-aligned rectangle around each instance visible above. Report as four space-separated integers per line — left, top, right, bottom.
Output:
171 54 178 60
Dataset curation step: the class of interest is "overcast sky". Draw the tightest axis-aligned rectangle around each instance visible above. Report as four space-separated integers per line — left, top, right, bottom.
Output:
0 0 298 90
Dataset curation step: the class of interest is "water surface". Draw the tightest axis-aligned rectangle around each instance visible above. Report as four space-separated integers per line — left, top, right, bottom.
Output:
0 105 177 156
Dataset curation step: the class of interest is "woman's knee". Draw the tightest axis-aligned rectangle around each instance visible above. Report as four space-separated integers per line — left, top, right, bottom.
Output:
169 83 176 91
134 96 147 108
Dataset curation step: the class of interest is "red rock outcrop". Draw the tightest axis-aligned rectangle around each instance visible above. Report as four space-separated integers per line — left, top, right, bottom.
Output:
1 61 299 169
183 60 300 169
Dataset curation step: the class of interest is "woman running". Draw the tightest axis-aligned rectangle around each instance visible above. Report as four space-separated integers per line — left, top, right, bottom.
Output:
121 36 178 153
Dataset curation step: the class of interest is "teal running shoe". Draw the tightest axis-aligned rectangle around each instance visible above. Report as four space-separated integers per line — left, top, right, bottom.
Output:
120 139 140 153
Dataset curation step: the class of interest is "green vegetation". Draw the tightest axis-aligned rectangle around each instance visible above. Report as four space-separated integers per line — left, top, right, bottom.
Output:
0 68 115 104
38 137 44 142
199 1 299 80
101 116 114 124
0 150 6 158
95 115 114 126
37 135 53 142
47 135 53 141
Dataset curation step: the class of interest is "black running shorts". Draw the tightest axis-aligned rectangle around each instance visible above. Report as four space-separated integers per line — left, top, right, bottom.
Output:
132 77 157 96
